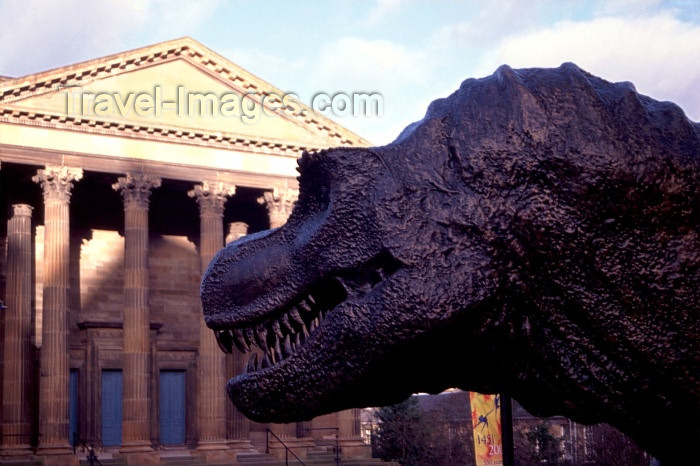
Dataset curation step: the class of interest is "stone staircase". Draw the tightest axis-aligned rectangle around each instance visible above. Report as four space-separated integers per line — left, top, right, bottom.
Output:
3 449 387 466
78 458 126 466
0 459 43 466
304 448 386 466
235 451 284 464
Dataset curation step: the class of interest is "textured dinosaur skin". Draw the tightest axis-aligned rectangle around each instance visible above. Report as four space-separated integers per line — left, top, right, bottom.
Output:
201 63 699 464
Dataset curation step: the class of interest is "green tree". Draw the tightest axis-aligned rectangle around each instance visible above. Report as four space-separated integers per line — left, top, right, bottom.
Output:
373 396 429 464
587 424 652 466
514 420 560 465
372 393 475 465
527 421 560 464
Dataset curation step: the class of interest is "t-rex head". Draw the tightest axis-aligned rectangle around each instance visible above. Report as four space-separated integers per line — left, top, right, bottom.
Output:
201 63 699 463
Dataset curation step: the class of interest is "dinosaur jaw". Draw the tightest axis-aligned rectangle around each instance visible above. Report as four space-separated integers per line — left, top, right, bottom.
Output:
209 250 403 415
211 275 346 371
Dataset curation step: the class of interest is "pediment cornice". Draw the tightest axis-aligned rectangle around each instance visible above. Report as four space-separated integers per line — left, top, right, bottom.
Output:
0 37 370 149
0 104 325 157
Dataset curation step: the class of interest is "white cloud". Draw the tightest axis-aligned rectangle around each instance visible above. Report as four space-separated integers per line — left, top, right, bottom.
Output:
145 0 225 40
592 0 665 18
306 36 433 145
313 37 429 90
429 0 539 49
0 0 147 76
477 13 700 120
0 0 223 78
219 46 309 91
367 0 403 26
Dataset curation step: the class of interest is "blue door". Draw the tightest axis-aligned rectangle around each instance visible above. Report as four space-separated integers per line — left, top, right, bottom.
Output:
69 369 78 446
159 370 186 445
101 370 122 446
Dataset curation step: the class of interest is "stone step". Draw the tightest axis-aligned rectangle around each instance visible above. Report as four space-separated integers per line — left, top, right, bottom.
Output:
236 451 286 464
160 455 206 465
306 449 339 462
0 460 43 466
339 459 387 466
79 458 126 466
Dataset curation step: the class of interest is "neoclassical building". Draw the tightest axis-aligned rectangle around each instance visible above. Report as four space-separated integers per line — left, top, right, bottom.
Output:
0 37 372 464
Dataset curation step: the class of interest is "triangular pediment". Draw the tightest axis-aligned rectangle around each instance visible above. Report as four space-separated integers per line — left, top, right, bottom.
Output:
0 37 369 149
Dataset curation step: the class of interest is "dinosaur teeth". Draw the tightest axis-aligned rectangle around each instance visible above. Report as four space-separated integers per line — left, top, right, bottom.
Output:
289 307 304 327
271 320 284 338
279 313 293 333
244 327 255 349
299 299 312 314
232 328 249 353
215 292 338 369
334 277 351 295
245 353 258 373
217 253 402 373
274 338 282 362
283 334 293 359
371 268 385 284
215 330 233 354
255 324 268 352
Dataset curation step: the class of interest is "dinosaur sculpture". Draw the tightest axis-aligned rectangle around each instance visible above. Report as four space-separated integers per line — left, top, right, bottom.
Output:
201 63 699 464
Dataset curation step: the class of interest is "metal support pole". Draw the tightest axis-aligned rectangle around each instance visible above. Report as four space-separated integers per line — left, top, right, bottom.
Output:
501 394 515 466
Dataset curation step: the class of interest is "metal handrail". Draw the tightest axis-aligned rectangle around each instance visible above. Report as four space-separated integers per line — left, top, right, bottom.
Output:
73 433 103 466
265 428 306 466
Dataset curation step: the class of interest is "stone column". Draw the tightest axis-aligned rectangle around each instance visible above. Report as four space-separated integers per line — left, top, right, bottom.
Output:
223 222 254 448
188 181 235 454
34 166 82 456
258 188 299 229
112 173 161 453
338 409 356 438
226 221 249 245
336 408 370 458
1 204 34 456
258 189 305 444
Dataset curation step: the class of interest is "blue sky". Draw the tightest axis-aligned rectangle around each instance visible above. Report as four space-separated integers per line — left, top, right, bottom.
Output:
1 0 699 144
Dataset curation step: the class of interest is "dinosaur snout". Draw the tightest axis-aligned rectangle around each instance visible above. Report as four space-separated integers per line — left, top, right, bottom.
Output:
201 228 292 317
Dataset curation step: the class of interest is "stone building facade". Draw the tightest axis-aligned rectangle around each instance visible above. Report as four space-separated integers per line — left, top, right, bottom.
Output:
0 37 371 464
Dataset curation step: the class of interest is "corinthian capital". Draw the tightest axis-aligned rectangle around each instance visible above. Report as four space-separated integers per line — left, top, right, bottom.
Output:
258 187 299 227
188 181 236 217
12 204 34 217
112 173 161 210
33 165 83 203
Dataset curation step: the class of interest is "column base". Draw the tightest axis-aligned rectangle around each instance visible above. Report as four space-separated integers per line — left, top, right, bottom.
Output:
192 448 238 463
40 455 79 466
0 444 33 458
114 450 160 464
267 437 315 461
337 436 372 458
226 438 256 451
119 442 154 453
196 439 229 451
36 443 74 457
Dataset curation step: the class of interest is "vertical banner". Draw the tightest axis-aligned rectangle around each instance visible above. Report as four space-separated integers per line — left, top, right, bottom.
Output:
470 392 503 466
